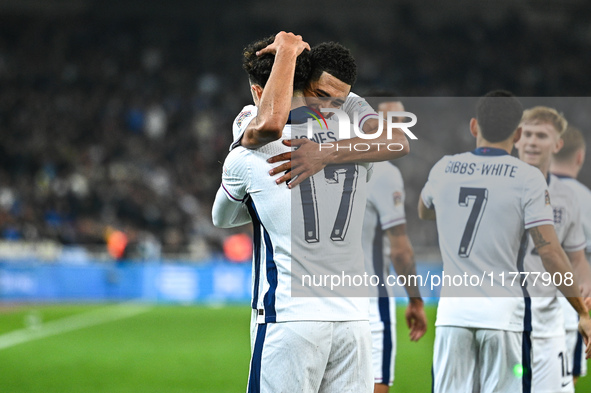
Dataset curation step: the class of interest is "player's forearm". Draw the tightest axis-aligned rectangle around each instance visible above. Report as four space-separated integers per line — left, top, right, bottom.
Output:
569 250 591 286
531 226 585 315
212 188 251 228
392 254 423 299
565 294 589 320
390 234 422 300
242 50 300 149
540 248 587 315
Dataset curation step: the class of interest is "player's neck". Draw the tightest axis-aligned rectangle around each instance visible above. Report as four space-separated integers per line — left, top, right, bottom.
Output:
550 162 579 179
292 92 306 109
476 139 513 154
536 161 551 179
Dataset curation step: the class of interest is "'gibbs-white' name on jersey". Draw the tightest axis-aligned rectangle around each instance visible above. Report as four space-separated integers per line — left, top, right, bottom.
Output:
526 175 585 338
421 147 553 331
556 175 591 331
362 162 406 325
222 107 371 323
230 92 378 150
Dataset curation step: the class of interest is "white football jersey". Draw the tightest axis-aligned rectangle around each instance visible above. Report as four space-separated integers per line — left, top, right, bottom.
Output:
556 176 591 253
231 104 257 149
421 147 554 331
362 162 406 324
339 92 379 132
222 106 371 323
526 175 586 337
229 92 378 150
556 176 591 331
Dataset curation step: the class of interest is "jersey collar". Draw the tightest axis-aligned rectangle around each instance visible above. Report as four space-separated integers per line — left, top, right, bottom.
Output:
287 106 322 125
552 173 574 180
471 147 509 156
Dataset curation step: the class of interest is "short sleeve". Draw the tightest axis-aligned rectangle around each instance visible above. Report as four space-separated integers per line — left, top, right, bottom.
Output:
221 148 250 202
368 164 406 230
230 105 258 151
570 182 591 253
582 199 591 253
562 195 587 252
522 168 554 229
341 92 378 131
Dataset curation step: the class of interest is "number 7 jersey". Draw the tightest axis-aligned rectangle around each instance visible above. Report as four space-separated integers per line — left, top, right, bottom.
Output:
421 147 554 331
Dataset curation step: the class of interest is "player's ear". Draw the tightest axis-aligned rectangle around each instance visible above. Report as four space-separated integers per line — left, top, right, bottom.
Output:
576 148 585 167
553 135 564 154
469 118 478 138
512 127 522 144
251 84 263 103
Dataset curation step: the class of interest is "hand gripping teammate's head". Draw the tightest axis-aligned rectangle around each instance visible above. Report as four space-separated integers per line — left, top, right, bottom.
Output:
242 35 311 104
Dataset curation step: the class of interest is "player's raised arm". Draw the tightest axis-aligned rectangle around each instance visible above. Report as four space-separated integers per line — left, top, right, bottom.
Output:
240 32 310 149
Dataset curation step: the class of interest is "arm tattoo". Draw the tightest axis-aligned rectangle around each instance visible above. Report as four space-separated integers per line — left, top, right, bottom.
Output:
530 227 551 250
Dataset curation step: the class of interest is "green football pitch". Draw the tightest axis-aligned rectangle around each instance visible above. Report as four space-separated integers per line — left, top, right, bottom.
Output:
0 303 589 392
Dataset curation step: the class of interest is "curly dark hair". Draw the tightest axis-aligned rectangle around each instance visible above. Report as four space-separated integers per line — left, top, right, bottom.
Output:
476 90 523 143
309 42 357 86
242 35 311 91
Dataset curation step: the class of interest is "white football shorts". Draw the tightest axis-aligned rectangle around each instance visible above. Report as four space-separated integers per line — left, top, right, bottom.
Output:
432 326 531 393
532 335 573 393
370 297 396 386
565 329 587 378
247 320 373 393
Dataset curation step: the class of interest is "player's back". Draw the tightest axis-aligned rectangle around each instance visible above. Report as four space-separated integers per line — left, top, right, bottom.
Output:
422 147 553 331
223 107 371 323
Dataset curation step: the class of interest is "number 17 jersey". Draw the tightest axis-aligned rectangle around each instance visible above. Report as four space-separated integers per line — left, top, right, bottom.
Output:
222 107 372 323
421 147 553 331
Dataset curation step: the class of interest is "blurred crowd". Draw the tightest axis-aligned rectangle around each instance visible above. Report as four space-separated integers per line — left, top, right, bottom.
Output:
0 13 589 260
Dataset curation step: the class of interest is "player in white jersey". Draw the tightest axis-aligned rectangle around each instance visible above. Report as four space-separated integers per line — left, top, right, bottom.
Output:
233 41 410 189
213 33 383 393
418 91 591 393
516 108 591 392
551 126 591 385
361 101 427 393
231 91 377 149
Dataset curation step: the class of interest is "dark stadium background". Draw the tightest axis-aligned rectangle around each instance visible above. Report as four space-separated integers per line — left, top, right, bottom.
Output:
0 0 589 259
0 1 590 391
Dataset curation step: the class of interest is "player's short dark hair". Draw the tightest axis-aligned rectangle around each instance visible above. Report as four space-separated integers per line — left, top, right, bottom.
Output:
476 90 523 143
309 42 357 86
554 125 586 162
242 35 311 92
